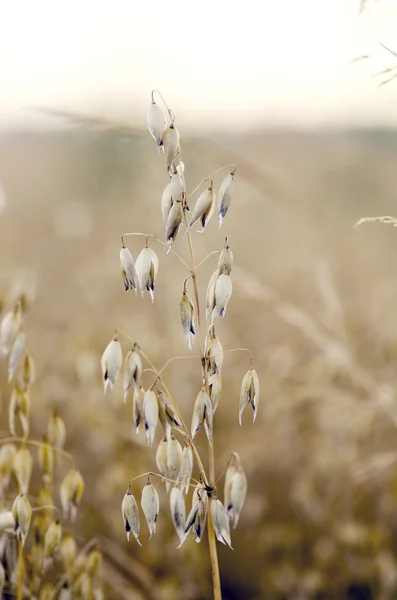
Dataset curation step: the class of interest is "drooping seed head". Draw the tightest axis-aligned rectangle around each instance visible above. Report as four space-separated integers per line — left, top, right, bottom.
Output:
13 447 33 494
170 167 185 202
156 437 171 490
162 124 180 174
208 373 222 413
203 392 213 444
147 99 167 147
0 303 22 357
135 246 159 302
211 497 232 548
183 490 208 545
44 520 62 570
141 478 159 539
218 169 235 228
60 469 84 521
189 182 215 232
60 534 77 571
170 486 186 544
121 485 141 545
123 348 142 401
101 335 123 393
142 390 159 446
218 237 233 275
205 326 224 375
191 390 206 439
161 182 173 223
12 493 32 547
212 268 232 320
38 435 54 481
132 386 144 433
8 330 26 382
9 386 30 438
120 246 137 293
165 199 183 251
239 368 260 424
20 353 35 388
47 409 66 450
167 436 183 481
179 444 193 495
157 389 181 438
180 290 195 350
224 453 247 529
206 270 218 322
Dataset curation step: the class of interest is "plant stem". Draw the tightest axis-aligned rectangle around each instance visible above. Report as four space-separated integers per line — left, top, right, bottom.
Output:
17 537 23 600
183 210 222 600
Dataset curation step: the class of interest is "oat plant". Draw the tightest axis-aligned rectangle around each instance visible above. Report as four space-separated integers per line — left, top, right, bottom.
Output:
101 90 259 599
0 281 103 599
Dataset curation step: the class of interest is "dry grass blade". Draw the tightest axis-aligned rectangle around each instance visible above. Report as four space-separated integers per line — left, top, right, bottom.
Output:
354 216 397 228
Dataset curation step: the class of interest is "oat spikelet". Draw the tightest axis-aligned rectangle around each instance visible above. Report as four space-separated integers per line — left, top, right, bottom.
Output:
211 498 232 548
120 245 137 293
239 368 260 424
218 169 236 228
1 303 22 357
121 485 141 545
135 247 159 302
12 493 32 547
180 289 195 350
188 182 215 232
224 453 247 528
141 477 159 539
147 99 167 147
101 334 123 393
170 487 186 544
123 347 143 401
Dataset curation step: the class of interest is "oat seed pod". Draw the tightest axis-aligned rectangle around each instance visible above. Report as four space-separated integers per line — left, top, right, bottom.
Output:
206 270 218 321
101 335 123 393
86 544 102 577
8 330 26 382
224 453 247 529
167 436 182 481
44 519 62 571
20 353 35 387
13 446 33 494
158 389 181 439
162 124 180 174
123 347 142 401
193 483 208 509
0 443 17 491
147 100 167 147
141 478 159 539
120 245 137 293
218 237 233 275
121 485 141 545
211 497 232 548
161 182 173 223
156 437 171 490
239 368 260 424
12 493 32 547
203 392 213 444
135 246 159 302
37 486 53 519
208 373 222 413
133 386 143 433
184 493 207 545
218 169 236 228
142 389 159 446
205 326 224 374
60 469 84 521
9 386 30 438
165 199 183 250
170 487 186 544
191 390 205 439
180 290 195 350
0 511 15 532
60 534 77 571
212 266 232 320
170 168 185 202
188 182 215 232
38 435 54 481
0 303 22 357
179 444 193 495
47 409 66 450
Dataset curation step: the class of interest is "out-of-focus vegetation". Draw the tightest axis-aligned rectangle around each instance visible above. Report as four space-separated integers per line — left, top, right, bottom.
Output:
1 126 397 599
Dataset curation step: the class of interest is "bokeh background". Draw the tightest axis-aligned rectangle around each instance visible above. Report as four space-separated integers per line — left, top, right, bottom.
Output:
2 0 397 598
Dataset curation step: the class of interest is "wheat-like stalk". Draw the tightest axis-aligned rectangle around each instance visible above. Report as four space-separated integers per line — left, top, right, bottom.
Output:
100 90 259 599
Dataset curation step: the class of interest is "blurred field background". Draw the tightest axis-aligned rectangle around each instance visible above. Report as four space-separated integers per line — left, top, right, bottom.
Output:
2 0 397 598
2 124 397 599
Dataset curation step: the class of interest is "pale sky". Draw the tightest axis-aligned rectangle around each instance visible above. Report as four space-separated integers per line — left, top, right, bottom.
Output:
1 0 397 130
